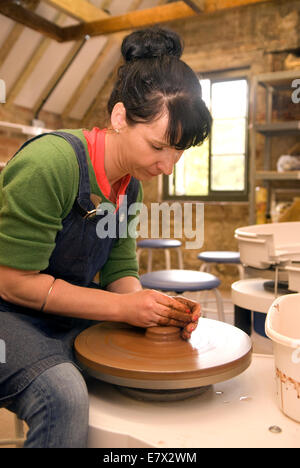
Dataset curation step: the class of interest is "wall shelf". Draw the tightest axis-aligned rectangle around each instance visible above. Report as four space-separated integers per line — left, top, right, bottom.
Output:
255 122 300 135
249 70 300 224
256 171 300 180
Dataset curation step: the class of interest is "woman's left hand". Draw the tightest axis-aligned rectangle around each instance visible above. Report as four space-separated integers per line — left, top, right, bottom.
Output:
170 296 201 340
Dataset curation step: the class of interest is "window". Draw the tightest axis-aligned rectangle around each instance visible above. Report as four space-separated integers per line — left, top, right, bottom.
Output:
164 73 249 202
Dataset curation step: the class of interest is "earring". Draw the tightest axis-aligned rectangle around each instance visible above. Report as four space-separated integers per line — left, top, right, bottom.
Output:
114 128 120 134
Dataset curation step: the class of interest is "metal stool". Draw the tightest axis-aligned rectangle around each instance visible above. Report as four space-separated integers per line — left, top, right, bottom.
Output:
0 414 25 447
198 251 244 279
137 239 184 272
197 251 244 317
140 269 225 322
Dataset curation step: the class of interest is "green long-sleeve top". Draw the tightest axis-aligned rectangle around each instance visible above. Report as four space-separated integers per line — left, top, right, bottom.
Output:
0 129 143 289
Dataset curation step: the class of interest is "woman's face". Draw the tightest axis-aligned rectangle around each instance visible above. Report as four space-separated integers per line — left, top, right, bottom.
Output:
115 109 184 181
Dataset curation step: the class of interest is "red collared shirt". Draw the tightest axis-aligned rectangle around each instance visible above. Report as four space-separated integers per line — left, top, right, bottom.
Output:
83 127 131 211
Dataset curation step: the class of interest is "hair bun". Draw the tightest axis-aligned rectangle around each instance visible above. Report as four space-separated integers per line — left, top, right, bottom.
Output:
121 27 183 62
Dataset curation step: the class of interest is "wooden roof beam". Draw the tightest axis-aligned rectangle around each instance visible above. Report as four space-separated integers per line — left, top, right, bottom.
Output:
60 0 276 41
6 12 64 106
61 1 197 41
0 0 64 42
182 0 204 13
0 0 278 43
42 0 109 21
204 0 274 13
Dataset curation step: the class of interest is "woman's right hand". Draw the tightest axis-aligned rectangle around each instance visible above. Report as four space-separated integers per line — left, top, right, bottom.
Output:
121 289 193 329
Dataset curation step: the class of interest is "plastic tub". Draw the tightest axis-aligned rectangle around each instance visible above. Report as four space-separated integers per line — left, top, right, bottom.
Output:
265 293 300 422
286 265 300 292
235 222 300 269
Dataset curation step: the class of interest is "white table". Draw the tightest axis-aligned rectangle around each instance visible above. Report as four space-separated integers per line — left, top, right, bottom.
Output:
87 354 300 448
231 278 280 336
231 278 277 313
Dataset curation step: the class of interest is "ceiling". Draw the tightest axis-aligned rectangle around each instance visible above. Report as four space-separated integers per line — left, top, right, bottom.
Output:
0 0 275 122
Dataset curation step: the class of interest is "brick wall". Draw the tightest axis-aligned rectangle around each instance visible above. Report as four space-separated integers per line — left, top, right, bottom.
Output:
0 103 78 165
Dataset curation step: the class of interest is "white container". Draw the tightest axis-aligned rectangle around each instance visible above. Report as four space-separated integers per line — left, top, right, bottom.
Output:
265 293 300 422
235 222 300 269
286 265 300 292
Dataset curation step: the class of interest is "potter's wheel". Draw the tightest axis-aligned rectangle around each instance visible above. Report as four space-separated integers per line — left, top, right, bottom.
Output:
75 318 252 400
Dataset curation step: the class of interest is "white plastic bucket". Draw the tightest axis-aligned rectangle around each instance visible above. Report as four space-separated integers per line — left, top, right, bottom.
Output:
265 293 300 422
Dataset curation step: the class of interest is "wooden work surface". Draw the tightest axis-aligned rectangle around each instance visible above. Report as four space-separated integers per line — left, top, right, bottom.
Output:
75 318 252 389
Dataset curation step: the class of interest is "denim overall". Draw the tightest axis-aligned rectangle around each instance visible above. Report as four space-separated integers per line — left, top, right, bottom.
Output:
0 131 140 402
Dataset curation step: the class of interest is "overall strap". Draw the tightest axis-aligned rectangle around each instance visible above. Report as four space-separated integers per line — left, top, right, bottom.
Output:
126 176 140 207
8 130 92 214
51 131 91 209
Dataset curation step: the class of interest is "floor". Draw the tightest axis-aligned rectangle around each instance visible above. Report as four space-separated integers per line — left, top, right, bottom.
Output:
0 287 273 448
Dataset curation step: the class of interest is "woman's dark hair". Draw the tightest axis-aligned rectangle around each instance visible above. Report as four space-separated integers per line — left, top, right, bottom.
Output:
107 27 212 150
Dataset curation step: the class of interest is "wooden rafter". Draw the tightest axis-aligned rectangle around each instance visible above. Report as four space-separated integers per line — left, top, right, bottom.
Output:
6 12 63 106
62 2 197 41
32 40 84 114
83 58 121 125
57 0 278 41
182 0 205 13
204 0 274 12
0 23 25 69
43 0 109 21
61 38 116 118
0 0 278 43
0 0 40 68
0 0 63 42
64 0 143 119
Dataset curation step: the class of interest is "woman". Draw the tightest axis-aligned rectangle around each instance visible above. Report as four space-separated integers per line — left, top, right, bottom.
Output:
0 27 212 447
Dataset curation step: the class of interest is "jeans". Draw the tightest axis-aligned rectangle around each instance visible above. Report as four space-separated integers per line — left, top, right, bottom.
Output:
5 362 89 448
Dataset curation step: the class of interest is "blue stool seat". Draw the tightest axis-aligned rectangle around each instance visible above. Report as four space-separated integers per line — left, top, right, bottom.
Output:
137 239 184 272
140 269 224 321
137 239 182 249
141 269 220 293
198 251 241 264
141 270 221 293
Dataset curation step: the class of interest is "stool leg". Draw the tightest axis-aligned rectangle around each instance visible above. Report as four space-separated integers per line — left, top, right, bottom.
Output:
164 249 171 270
176 248 184 269
237 264 244 280
212 289 225 322
147 249 152 273
200 290 210 318
200 263 213 273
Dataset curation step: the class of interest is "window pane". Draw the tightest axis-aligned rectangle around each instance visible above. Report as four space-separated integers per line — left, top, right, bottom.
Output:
212 118 246 155
211 80 247 118
165 75 248 200
184 143 209 196
172 141 209 196
211 155 245 191
173 153 185 196
200 79 211 108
